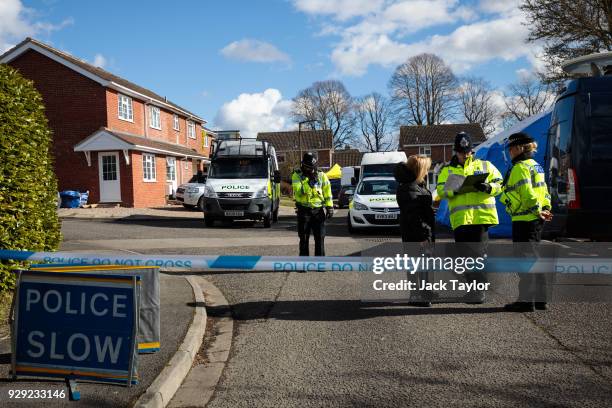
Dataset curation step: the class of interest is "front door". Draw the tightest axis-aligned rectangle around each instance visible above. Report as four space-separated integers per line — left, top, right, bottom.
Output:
166 156 177 196
98 152 121 202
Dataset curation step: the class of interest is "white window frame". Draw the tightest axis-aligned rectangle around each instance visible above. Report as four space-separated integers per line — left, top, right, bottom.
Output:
203 133 209 147
419 145 432 156
143 153 157 182
166 157 176 182
150 106 161 130
118 94 133 122
187 120 195 139
173 114 180 131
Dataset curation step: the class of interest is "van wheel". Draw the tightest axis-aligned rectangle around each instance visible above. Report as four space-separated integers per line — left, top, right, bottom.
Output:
204 216 215 227
272 207 279 222
197 196 205 212
263 212 272 228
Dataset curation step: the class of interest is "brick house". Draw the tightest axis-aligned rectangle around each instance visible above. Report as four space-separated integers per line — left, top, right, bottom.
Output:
400 123 486 165
257 129 334 168
332 148 363 167
0 38 209 207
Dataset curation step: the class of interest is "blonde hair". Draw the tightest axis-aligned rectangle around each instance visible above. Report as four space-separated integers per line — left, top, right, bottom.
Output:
516 142 538 154
406 154 431 183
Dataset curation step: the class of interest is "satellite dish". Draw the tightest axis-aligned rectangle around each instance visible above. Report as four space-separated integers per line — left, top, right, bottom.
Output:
562 51 612 75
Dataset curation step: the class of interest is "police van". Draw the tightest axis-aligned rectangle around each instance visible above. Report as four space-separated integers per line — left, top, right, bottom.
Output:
202 139 281 228
359 151 407 181
348 177 400 233
545 52 612 239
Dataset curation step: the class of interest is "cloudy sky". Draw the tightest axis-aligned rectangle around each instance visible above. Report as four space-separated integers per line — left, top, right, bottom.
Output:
1 0 541 137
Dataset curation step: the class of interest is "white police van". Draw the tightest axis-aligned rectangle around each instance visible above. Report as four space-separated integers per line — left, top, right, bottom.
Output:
348 177 400 232
202 139 281 228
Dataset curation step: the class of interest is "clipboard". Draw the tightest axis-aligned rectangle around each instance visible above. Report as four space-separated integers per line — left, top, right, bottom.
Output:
456 172 489 194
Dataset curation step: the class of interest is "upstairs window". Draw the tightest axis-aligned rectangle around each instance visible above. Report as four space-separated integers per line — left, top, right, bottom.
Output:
173 114 180 131
187 121 195 139
118 94 133 121
150 106 161 129
419 145 431 156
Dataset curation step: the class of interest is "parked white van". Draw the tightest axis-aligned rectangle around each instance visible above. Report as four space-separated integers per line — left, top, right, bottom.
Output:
359 151 407 180
202 139 281 228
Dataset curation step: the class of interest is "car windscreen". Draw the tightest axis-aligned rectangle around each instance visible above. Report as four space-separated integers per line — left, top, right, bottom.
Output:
209 158 267 179
357 180 398 195
362 163 397 178
188 174 207 183
590 93 612 161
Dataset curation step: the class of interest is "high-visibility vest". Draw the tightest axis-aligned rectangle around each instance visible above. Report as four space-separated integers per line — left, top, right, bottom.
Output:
292 169 333 208
436 156 503 230
500 158 551 222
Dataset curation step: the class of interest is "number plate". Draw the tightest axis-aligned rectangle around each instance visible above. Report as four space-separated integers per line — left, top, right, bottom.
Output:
375 213 397 220
224 211 244 217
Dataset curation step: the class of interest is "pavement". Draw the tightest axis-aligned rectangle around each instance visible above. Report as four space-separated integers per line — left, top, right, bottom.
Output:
0 273 194 408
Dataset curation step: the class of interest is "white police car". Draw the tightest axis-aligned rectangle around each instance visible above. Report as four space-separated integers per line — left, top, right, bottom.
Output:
348 177 400 232
175 173 207 210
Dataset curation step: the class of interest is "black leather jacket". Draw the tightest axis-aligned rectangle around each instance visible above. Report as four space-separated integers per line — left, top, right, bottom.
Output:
394 163 435 242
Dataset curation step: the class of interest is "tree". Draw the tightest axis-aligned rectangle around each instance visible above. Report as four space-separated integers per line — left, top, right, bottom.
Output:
354 93 395 152
0 64 61 290
502 74 555 128
291 80 354 148
521 0 612 82
388 53 457 126
458 77 500 137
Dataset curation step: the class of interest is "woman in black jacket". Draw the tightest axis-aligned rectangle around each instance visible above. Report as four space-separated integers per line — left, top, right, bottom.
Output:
394 155 435 306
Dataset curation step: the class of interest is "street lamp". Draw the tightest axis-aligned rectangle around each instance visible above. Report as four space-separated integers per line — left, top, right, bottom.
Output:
298 119 318 160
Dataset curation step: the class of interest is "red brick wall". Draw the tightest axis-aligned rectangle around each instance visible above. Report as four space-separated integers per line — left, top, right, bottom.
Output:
402 145 453 163
130 151 168 208
8 50 108 202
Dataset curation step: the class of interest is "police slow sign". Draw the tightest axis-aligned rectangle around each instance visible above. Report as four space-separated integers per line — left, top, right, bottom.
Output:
12 271 139 385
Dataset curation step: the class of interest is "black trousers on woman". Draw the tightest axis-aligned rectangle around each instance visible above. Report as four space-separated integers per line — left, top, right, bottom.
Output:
512 219 551 302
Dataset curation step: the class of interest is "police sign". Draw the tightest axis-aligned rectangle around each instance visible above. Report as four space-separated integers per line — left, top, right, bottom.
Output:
12 271 139 385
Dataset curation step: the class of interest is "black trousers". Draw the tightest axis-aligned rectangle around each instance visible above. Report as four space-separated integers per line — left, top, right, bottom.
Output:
297 207 326 256
512 219 551 302
453 224 489 290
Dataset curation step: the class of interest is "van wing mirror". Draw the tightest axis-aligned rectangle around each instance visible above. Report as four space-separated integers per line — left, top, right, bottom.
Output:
273 170 281 183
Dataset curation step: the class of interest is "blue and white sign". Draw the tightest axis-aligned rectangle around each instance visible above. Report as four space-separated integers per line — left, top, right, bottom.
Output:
12 271 139 385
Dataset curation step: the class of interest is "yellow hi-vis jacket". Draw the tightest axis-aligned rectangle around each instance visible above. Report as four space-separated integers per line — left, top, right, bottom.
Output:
500 158 551 222
437 156 503 230
292 169 333 208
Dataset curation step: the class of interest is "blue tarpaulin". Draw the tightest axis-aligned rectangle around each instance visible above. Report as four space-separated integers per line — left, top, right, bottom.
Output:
436 111 552 238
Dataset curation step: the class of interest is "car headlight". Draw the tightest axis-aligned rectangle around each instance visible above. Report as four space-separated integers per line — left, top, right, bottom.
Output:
204 185 217 198
187 187 200 193
253 187 268 198
353 201 368 211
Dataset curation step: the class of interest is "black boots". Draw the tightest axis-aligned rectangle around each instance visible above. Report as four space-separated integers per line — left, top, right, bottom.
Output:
504 302 548 312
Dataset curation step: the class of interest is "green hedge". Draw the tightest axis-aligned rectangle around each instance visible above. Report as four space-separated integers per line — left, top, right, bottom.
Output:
0 64 61 290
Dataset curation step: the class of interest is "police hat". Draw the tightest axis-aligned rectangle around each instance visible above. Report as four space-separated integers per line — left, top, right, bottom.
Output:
507 132 535 148
301 152 317 169
454 132 473 153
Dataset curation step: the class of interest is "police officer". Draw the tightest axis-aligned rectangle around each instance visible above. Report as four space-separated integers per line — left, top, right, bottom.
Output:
437 132 503 303
501 132 552 312
292 152 334 256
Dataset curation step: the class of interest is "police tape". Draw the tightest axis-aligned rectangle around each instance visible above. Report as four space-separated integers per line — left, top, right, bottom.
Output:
1 250 611 274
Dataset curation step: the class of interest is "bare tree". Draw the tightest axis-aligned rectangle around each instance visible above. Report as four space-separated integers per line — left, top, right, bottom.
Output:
503 75 555 128
521 0 612 83
354 93 394 152
291 80 354 148
388 53 457 126
458 77 500 137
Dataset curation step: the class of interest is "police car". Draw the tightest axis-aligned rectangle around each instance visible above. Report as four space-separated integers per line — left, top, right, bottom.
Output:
348 177 400 232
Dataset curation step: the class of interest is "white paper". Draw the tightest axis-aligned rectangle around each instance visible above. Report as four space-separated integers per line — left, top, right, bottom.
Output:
444 173 466 193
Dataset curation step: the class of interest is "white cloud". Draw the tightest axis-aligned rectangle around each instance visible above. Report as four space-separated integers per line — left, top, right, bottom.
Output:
93 53 106 68
478 0 521 15
293 0 384 21
220 39 290 63
214 89 294 138
0 0 73 52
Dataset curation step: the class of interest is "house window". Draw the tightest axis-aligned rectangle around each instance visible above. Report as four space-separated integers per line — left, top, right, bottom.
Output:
166 157 176 181
150 106 161 129
203 134 209 147
118 94 133 121
143 153 156 181
187 121 195 139
173 114 180 131
419 145 431 156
